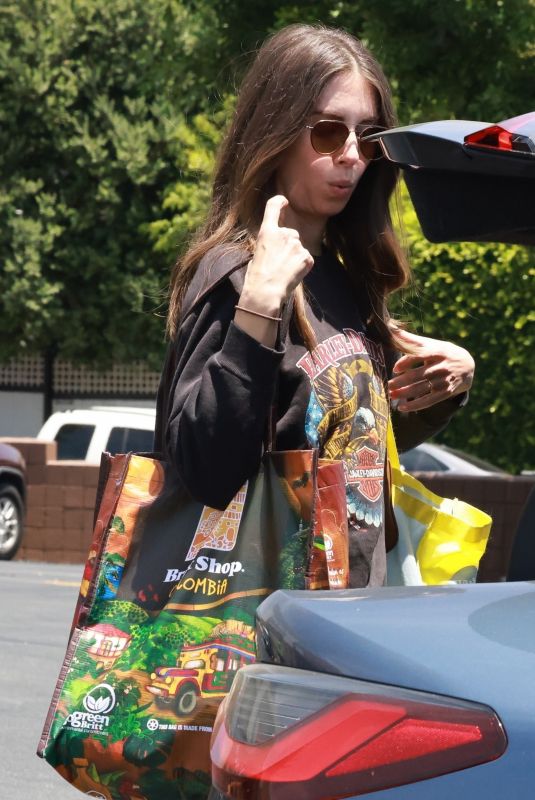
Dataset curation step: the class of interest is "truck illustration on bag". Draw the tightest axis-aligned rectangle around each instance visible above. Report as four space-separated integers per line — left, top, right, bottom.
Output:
147 626 256 716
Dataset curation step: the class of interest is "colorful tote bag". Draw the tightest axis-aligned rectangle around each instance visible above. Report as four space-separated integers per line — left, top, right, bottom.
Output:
38 448 348 800
386 419 492 585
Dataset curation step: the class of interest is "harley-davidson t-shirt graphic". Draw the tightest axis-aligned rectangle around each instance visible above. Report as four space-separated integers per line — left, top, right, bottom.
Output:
297 329 389 531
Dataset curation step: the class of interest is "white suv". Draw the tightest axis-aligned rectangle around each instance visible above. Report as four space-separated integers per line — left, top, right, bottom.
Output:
37 406 156 463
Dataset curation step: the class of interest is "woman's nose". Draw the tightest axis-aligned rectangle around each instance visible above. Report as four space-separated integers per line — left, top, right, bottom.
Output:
337 133 361 164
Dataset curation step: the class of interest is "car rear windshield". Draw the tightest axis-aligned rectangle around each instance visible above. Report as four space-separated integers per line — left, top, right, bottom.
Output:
399 449 447 472
55 424 94 459
106 427 154 455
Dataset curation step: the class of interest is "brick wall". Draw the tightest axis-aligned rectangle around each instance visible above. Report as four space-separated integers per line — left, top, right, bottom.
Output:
2 438 534 580
1 438 99 563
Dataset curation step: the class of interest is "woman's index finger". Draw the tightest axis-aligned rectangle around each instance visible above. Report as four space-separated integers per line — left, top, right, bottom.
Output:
263 194 289 228
392 354 424 373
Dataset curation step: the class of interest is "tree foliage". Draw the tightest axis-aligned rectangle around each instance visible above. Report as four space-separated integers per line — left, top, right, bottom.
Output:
145 102 232 257
273 0 534 122
0 0 220 367
393 191 534 473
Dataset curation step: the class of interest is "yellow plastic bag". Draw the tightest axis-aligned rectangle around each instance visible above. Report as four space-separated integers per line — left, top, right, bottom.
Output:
386 419 492 585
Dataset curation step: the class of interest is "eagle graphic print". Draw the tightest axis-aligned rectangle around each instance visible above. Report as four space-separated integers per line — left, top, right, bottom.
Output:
297 328 389 531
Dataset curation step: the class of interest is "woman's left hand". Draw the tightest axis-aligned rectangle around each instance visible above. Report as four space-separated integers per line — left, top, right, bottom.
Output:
388 329 475 412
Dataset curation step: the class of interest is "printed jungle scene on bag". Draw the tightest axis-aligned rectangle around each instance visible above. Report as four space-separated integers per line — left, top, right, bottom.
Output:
39 449 325 800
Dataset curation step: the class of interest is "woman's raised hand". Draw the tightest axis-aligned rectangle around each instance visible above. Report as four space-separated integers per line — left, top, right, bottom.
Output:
239 195 315 316
388 328 475 412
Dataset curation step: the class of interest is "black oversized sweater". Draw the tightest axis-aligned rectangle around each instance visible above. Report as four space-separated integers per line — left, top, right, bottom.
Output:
155 247 465 587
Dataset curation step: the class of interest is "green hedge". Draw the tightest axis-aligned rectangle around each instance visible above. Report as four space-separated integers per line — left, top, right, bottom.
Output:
392 192 534 473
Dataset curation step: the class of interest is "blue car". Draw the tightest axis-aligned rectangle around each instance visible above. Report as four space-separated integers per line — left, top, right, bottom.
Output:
211 582 534 798
209 112 535 799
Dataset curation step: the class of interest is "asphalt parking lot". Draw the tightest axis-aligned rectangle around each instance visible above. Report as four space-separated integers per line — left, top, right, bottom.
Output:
0 560 84 800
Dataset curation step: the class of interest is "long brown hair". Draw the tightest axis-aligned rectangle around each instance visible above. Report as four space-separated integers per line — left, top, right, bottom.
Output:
167 23 411 347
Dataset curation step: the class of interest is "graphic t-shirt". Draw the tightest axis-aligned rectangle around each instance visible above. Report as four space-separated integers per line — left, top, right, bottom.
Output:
297 329 389 576
294 254 389 585
156 246 465 587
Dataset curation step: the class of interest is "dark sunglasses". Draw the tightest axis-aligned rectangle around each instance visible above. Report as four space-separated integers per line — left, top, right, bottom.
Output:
305 120 385 159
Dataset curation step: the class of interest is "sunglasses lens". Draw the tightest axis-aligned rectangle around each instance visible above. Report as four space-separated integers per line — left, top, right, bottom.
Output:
310 120 349 154
358 127 383 160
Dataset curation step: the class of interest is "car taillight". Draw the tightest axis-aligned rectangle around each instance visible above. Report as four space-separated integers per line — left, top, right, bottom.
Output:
465 124 535 156
211 665 507 800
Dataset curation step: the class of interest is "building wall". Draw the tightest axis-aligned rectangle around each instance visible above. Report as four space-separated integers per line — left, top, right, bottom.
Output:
2 438 534 582
0 392 44 436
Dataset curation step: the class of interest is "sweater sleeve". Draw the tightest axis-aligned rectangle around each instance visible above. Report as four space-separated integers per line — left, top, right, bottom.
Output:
162 277 284 510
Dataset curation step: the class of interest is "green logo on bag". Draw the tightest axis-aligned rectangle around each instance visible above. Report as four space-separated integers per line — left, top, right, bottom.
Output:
65 684 117 734
83 684 116 714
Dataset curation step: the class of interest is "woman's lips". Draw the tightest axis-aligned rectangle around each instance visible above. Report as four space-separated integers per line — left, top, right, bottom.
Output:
328 182 355 197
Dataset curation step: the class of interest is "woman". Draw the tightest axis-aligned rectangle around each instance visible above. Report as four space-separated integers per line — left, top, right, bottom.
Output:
155 23 474 588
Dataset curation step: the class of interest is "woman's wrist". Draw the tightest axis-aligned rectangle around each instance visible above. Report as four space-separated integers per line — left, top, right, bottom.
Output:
235 305 282 323
238 279 284 319
233 308 279 348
